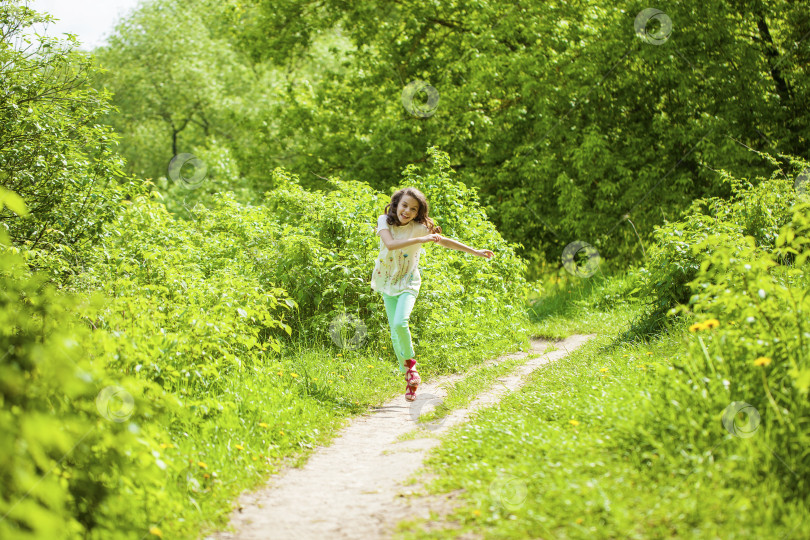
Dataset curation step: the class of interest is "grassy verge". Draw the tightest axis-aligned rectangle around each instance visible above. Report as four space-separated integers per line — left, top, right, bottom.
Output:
414 352 536 427
394 272 808 539
527 269 639 339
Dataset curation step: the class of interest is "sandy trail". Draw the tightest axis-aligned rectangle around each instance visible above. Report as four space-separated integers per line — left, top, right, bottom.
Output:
204 334 594 540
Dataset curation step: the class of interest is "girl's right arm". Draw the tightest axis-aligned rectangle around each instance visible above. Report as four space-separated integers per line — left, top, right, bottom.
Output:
379 229 437 250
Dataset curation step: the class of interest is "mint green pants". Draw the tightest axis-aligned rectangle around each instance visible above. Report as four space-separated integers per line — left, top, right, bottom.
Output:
381 291 417 374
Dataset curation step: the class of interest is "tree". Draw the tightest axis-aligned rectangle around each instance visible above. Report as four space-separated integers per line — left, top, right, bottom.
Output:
92 0 253 184
230 0 810 264
0 0 139 276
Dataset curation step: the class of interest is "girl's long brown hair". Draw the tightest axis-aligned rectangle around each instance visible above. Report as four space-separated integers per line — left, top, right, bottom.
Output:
383 187 441 234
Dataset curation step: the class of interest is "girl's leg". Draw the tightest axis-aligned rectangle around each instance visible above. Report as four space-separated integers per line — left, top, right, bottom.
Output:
381 293 405 372
391 292 417 374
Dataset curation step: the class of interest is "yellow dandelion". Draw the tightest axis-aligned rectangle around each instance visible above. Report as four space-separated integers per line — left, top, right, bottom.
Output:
646 352 653 355
259 422 269 428
160 443 169 449
569 419 580 426
149 526 163 538
704 319 720 329
252 456 258 461
235 444 244 450
754 356 772 367
279 430 285 436
339 375 345 379
290 373 298 378
473 509 481 516
689 322 706 333
203 473 210 479
328 379 333 383
367 364 374 368
277 371 283 376
337 353 342 357
313 377 318 381
622 354 629 358
197 461 207 469
599 367 609 373
576 518 584 525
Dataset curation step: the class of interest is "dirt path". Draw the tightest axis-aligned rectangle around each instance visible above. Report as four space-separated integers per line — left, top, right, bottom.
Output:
204 334 594 540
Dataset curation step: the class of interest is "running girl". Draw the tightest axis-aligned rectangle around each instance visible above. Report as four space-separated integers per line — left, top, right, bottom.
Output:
371 187 495 401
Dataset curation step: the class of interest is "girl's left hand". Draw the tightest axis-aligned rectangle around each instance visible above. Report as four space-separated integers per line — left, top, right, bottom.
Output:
476 249 494 259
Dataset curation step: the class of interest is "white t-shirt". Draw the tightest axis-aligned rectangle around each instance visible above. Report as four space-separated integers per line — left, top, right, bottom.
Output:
370 214 429 296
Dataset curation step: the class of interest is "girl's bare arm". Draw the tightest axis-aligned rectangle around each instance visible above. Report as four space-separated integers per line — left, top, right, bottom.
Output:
378 229 430 250
437 236 478 255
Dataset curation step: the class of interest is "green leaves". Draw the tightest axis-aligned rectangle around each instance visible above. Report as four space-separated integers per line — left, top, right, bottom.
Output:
634 162 807 333
0 186 28 216
1 0 139 271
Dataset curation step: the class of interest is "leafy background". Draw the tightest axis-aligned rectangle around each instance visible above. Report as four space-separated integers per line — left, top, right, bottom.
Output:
1 0 808 538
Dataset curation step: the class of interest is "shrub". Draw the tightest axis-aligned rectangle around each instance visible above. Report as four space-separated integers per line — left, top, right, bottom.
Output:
263 146 534 368
0 1 141 281
0 227 176 539
635 160 804 332
680 202 810 497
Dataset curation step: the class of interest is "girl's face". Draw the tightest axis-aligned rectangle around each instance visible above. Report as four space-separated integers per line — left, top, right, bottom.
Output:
396 195 419 225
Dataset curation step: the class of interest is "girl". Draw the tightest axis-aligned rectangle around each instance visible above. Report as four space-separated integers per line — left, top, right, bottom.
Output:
371 187 495 401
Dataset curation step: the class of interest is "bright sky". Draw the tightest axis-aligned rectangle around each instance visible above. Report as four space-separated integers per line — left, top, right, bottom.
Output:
28 0 144 50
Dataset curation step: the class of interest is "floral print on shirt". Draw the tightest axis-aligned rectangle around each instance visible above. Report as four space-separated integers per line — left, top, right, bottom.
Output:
370 214 429 297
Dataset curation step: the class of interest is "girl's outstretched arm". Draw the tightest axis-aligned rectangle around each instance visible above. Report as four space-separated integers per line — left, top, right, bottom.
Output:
436 236 494 259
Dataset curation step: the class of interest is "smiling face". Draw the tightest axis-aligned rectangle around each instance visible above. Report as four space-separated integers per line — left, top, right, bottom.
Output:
396 195 420 225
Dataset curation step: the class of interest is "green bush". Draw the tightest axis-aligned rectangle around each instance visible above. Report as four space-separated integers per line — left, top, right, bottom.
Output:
0 1 142 282
72 190 295 394
628 175 810 506
264 146 534 370
681 201 810 497
0 228 176 539
635 159 804 332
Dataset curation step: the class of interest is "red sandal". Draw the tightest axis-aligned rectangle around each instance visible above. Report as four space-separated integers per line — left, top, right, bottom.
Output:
404 358 420 401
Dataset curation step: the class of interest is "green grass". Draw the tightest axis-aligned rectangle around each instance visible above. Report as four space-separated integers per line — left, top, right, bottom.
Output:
526 268 642 338
415 353 536 427
394 272 809 539
182 307 533 538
